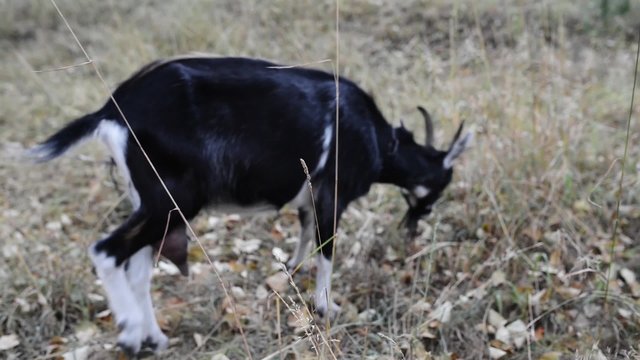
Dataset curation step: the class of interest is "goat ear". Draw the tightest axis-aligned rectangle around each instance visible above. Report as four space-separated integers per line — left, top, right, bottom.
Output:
443 128 472 169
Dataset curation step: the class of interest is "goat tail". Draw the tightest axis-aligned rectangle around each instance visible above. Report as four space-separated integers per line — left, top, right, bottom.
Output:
27 113 102 162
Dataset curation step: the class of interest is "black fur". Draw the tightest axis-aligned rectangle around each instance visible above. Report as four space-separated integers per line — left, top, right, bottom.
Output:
35 56 464 291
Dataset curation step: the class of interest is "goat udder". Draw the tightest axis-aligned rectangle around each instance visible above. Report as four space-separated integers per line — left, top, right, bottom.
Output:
153 228 189 276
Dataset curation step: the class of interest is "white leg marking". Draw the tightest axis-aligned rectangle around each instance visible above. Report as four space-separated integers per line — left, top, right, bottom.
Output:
88 245 144 354
287 208 314 270
314 254 341 317
97 120 141 209
125 246 168 351
313 124 333 175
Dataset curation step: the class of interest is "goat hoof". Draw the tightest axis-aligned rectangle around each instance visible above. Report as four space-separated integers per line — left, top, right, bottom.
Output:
316 301 341 319
143 333 169 352
117 341 139 359
116 318 144 357
285 262 306 274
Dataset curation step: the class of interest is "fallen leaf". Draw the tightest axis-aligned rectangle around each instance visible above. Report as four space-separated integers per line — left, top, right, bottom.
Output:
255 285 269 300
188 246 208 263
62 345 90 360
539 351 562 360
618 308 632 319
506 319 527 349
231 286 246 300
573 200 590 212
75 322 99 344
272 247 288 263
96 309 111 319
49 336 68 346
211 354 230 360
588 343 608 360
157 260 181 276
489 346 507 359
358 309 377 321
0 334 19 351
194 333 204 347
419 329 437 339
265 272 289 293
270 223 285 241
233 238 261 254
620 268 640 297
428 301 452 324
490 270 506 286
15 297 32 313
223 214 241 229
495 327 510 344
488 309 507 328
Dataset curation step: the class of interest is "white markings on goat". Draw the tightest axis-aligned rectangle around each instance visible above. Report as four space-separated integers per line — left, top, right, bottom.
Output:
125 246 168 350
315 254 340 316
27 142 57 162
413 185 430 198
314 124 333 174
214 202 277 216
97 121 141 209
88 245 144 353
286 206 314 269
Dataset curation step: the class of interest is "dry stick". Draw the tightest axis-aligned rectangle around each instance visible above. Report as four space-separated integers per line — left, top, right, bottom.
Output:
276 296 283 354
299 159 323 265
603 28 640 312
587 158 621 209
154 207 179 267
33 60 93 73
47 1 253 357
267 58 331 69
278 262 336 359
327 0 340 349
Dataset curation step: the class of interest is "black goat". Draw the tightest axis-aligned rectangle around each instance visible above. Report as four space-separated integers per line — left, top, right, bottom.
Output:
31 56 471 355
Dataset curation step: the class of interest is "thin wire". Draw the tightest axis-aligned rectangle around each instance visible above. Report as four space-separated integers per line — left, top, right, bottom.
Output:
47 1 253 357
327 0 341 341
330 1 340 271
603 27 640 311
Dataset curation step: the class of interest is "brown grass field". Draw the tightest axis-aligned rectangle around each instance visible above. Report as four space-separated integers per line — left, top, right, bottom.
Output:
1 0 640 359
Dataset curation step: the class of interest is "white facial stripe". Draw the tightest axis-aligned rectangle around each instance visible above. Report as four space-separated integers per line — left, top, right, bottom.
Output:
413 185 430 198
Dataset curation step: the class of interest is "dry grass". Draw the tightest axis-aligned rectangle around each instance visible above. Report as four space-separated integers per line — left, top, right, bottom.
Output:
1 0 640 359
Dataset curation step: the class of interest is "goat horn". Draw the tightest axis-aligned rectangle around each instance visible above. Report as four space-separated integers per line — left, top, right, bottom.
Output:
417 106 434 147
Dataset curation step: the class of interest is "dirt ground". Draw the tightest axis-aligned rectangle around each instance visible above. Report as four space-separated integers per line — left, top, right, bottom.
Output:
1 1 640 359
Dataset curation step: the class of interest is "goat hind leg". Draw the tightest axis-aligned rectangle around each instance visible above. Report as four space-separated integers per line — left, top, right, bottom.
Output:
125 246 168 352
89 211 157 355
287 207 314 271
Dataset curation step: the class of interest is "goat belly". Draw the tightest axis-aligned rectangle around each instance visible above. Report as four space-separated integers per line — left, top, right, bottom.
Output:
153 226 189 276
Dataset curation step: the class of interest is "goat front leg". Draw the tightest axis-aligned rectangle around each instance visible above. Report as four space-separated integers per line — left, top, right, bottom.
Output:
314 252 341 318
312 191 345 318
